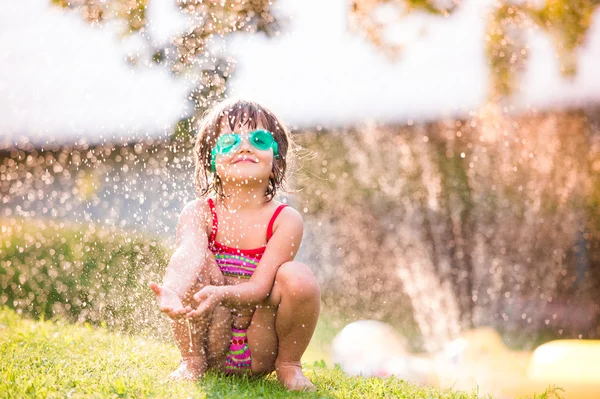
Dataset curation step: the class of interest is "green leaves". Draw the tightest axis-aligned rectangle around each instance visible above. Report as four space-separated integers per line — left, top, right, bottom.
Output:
349 0 600 100
0 218 169 335
50 0 280 111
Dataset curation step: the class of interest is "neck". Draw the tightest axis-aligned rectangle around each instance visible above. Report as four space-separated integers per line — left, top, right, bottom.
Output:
219 181 270 211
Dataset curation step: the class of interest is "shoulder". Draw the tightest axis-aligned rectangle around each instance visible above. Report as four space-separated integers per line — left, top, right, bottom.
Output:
179 198 212 224
272 204 303 232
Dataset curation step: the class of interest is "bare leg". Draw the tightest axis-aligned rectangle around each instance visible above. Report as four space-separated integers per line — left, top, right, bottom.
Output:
206 305 232 371
168 281 208 380
170 254 229 380
247 261 320 391
247 305 278 375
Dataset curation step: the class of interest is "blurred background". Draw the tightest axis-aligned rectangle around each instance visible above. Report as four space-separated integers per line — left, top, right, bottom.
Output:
2 1 600 397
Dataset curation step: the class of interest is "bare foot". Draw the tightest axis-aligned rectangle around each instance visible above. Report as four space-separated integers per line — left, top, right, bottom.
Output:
167 357 206 382
275 361 316 392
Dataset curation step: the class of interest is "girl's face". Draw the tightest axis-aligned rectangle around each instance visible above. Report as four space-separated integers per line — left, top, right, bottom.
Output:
213 121 275 185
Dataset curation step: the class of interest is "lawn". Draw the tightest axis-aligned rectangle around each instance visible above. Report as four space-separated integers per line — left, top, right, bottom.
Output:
0 307 547 399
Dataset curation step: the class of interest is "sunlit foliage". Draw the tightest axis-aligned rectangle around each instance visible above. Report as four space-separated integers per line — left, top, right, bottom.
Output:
349 0 461 58
349 0 600 99
51 0 600 107
0 218 169 335
51 0 280 110
486 0 600 99
51 0 150 33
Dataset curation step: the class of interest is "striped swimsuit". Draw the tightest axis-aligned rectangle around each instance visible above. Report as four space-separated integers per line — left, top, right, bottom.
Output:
207 198 288 374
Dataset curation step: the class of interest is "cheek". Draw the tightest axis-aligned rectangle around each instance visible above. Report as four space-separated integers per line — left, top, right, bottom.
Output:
260 152 275 166
215 153 234 165
214 155 233 175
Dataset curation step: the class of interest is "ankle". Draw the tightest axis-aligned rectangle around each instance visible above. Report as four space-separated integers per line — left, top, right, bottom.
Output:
275 360 302 368
182 355 207 367
182 355 203 361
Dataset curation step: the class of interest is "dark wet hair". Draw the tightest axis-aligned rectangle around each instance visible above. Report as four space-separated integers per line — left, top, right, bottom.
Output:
193 98 291 200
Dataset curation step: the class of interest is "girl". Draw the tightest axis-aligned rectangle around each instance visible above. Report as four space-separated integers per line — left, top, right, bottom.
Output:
149 99 320 391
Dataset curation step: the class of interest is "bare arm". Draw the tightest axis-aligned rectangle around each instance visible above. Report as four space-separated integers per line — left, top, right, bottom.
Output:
195 207 304 309
149 199 211 318
161 200 211 297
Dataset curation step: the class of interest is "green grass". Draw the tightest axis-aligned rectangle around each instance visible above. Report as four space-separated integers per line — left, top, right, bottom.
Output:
0 308 515 399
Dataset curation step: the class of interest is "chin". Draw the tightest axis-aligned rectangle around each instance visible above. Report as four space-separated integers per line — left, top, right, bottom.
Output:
220 172 271 184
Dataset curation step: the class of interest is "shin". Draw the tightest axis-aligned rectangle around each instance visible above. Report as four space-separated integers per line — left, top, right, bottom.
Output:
170 254 225 377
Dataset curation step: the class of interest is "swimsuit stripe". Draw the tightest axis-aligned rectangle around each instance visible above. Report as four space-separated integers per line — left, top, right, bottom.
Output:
221 273 251 279
215 263 258 271
229 347 250 355
214 254 260 265
217 266 258 273
211 252 261 278
215 259 260 267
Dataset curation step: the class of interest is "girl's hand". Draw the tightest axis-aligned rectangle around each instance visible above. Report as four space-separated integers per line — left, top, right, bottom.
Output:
186 286 223 319
149 282 192 320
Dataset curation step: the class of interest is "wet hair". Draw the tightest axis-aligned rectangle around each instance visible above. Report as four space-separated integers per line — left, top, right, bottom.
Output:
193 98 291 200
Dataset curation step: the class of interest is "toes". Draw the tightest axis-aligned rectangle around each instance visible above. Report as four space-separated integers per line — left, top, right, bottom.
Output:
167 359 205 382
276 362 316 391
288 376 316 392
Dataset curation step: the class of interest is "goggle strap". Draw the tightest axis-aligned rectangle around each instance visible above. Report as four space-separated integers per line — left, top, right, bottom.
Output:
211 148 216 172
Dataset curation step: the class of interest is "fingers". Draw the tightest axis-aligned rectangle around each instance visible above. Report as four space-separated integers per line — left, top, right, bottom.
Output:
193 289 207 302
161 306 192 320
149 282 161 295
186 308 205 319
186 301 212 319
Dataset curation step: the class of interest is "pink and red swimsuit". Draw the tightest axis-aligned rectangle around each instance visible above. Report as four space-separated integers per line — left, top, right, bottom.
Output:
206 198 288 374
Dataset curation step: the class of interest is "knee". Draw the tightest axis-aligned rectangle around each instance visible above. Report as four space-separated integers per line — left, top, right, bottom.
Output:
275 262 320 302
251 361 276 376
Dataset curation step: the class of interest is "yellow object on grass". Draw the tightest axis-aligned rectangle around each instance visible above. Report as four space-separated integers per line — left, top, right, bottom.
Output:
435 329 600 399
527 340 600 399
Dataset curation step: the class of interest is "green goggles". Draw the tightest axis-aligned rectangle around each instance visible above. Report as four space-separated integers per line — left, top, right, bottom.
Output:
211 129 279 172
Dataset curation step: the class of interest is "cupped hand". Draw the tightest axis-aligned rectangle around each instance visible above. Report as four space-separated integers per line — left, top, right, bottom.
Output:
186 285 223 319
148 282 192 320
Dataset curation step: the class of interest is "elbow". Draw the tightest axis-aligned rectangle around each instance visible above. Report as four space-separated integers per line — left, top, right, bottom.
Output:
254 283 271 303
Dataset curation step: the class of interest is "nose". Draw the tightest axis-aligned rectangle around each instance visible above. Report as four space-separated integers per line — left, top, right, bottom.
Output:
237 135 254 152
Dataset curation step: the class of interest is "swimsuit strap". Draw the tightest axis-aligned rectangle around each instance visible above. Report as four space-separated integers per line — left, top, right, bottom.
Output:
266 204 289 241
207 198 218 243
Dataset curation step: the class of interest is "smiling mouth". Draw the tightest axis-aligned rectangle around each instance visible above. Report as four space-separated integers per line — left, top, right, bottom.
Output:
232 158 258 164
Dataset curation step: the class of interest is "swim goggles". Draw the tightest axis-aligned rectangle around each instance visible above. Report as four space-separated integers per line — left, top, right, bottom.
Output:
211 129 279 172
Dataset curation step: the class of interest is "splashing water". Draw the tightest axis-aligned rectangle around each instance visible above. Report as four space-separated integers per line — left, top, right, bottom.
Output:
2 107 600 352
